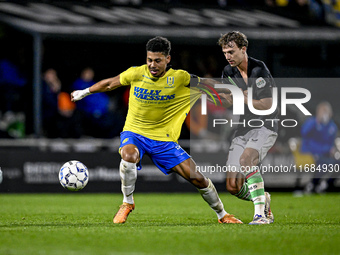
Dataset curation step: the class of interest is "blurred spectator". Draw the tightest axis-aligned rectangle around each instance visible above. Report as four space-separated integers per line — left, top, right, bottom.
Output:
42 68 62 138
323 0 340 27
72 67 124 138
217 0 227 8
42 68 82 138
0 43 29 138
301 101 339 193
309 0 325 21
264 0 327 24
57 92 82 138
265 0 277 7
285 0 310 19
0 48 28 113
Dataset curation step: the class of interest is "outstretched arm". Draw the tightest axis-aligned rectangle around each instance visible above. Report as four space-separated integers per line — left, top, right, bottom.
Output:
71 75 122 102
206 92 233 108
189 74 231 94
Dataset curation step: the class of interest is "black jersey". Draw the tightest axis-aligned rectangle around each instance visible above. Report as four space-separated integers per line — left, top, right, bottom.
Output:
222 56 279 137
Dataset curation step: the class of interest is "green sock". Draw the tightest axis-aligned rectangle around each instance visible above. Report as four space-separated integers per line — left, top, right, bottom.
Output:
245 167 265 217
235 182 252 201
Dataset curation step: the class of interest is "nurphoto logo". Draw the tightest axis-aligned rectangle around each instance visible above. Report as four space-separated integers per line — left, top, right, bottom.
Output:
200 84 312 128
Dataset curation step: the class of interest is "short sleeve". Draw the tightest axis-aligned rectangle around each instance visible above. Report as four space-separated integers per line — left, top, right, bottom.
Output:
182 70 191 87
255 69 275 99
120 66 138 86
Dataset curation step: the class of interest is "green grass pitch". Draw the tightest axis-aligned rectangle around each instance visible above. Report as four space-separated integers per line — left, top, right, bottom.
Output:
0 192 339 255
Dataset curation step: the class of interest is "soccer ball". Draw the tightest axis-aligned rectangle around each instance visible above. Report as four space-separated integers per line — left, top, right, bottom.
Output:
59 160 89 191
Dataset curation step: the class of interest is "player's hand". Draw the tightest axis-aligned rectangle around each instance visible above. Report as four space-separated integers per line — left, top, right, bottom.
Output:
71 88 91 102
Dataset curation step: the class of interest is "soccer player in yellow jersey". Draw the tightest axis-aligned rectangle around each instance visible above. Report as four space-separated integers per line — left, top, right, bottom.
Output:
71 36 242 224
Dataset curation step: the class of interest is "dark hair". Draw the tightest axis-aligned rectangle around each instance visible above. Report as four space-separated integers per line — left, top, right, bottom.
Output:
146 36 171 56
218 31 248 49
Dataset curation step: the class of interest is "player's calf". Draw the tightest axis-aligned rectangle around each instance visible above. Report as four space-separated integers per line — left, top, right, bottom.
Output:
119 159 137 204
226 169 251 201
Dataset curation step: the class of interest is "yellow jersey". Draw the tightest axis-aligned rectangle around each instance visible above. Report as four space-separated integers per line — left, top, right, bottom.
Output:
120 64 201 142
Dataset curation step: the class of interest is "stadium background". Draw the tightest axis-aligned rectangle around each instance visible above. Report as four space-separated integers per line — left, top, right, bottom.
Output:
0 0 339 192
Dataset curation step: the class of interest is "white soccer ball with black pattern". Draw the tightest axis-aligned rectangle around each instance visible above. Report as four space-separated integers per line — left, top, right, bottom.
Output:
59 160 89 191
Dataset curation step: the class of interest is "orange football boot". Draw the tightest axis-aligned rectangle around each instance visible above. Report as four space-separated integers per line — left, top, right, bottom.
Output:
218 213 243 224
113 202 135 224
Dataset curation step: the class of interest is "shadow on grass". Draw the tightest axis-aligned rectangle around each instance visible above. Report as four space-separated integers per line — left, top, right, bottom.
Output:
0 222 110 228
2 220 339 228
0 221 226 228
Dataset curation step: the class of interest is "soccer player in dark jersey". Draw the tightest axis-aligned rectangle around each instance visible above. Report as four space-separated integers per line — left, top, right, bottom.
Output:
217 31 278 224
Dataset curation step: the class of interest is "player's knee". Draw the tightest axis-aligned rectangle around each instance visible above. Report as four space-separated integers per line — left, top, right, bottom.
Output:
122 153 138 163
226 178 239 195
121 147 139 163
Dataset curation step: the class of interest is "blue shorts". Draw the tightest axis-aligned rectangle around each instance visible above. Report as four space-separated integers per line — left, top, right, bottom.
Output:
119 131 190 175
